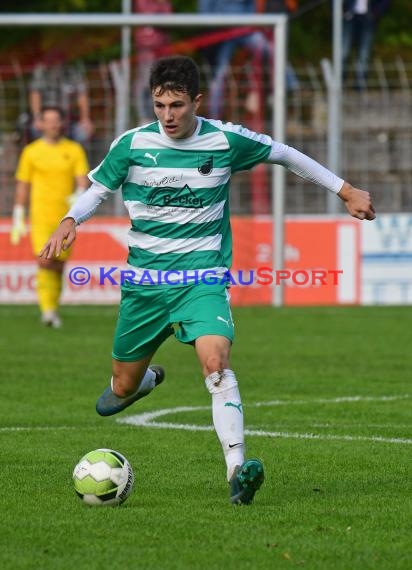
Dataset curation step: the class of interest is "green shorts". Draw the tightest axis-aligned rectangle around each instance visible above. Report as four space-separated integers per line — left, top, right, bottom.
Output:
112 282 235 362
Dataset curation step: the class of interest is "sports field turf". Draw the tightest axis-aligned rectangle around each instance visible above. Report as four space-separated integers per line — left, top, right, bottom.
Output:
0 305 410 570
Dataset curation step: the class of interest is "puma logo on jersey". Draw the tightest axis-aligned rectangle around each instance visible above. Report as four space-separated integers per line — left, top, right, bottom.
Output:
224 402 243 414
144 152 160 165
217 316 231 327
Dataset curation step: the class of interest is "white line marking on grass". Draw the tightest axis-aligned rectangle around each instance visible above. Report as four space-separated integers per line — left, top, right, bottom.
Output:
118 395 412 445
0 426 76 432
243 430 412 445
255 394 411 407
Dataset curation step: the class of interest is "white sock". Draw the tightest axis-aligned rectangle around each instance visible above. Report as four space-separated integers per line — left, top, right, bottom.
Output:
136 368 157 394
110 368 156 397
205 369 245 481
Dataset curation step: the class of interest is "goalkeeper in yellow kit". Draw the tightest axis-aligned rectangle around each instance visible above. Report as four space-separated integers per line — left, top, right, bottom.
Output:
11 106 89 327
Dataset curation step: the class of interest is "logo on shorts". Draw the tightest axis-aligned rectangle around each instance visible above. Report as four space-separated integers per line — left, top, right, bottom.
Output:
217 315 231 327
147 184 204 208
198 155 213 176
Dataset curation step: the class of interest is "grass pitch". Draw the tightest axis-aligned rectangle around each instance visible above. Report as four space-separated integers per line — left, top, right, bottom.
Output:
0 305 411 570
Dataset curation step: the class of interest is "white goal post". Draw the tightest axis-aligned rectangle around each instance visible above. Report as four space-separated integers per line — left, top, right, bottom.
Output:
0 12 288 306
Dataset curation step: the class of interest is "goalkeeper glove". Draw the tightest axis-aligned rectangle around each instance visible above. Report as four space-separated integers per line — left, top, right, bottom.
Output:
10 205 27 245
66 188 85 208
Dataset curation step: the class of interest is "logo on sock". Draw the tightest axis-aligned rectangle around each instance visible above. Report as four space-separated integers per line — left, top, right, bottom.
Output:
224 402 243 413
228 442 243 448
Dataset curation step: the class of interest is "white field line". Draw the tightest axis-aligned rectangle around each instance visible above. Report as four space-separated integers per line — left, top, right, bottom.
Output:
254 394 411 407
2 395 411 444
0 426 77 433
117 395 412 445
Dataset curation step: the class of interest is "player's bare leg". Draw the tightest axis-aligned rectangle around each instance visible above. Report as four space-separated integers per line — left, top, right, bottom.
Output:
96 355 165 416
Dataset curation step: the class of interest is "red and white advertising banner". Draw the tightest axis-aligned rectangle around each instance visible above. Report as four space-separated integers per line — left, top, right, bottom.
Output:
0 216 360 306
230 216 360 305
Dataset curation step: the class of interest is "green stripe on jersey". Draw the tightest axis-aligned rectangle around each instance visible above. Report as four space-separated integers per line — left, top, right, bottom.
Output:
128 147 231 170
131 218 223 240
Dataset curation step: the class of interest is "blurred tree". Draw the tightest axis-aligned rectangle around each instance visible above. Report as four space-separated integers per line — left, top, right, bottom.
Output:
0 0 410 62
289 0 412 62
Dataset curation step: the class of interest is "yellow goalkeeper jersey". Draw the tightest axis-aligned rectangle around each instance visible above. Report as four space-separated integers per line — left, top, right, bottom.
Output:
15 137 89 225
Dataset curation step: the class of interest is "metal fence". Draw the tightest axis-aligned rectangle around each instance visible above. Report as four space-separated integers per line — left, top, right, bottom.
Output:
1 57 411 217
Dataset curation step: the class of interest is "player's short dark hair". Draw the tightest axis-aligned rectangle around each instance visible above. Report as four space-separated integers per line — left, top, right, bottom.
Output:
40 105 65 119
149 56 200 100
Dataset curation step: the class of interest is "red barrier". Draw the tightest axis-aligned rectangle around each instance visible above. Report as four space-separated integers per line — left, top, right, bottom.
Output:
0 216 360 305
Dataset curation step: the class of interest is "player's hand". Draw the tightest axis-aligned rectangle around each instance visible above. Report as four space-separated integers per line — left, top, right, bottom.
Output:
10 205 27 245
338 182 376 221
39 217 77 259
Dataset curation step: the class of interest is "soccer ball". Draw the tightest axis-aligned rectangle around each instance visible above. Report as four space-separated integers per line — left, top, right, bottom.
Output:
73 448 134 506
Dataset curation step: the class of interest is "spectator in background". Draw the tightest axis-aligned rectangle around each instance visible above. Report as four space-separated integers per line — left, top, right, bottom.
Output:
197 0 298 118
341 0 390 90
133 0 172 125
10 106 89 328
29 51 94 143
258 0 300 92
198 0 269 118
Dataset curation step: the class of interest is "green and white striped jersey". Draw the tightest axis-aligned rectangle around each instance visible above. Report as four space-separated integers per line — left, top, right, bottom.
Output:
89 117 272 280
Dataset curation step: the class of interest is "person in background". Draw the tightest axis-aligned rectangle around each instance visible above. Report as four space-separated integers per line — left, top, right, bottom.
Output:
29 51 94 143
11 106 89 328
133 0 172 125
341 0 390 90
197 0 270 118
198 0 299 118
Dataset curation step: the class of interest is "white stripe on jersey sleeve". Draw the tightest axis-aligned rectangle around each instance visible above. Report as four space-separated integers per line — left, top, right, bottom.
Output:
268 142 344 193
126 166 231 188
128 231 222 254
125 199 226 225
206 118 273 146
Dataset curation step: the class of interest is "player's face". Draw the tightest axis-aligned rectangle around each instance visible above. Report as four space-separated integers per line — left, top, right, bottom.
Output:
152 89 202 139
41 110 64 140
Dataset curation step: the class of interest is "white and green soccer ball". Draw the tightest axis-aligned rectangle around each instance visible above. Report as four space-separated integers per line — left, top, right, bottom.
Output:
73 448 134 506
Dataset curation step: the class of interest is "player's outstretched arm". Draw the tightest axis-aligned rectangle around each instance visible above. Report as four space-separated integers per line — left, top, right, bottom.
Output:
337 182 376 221
39 217 77 260
266 144 376 221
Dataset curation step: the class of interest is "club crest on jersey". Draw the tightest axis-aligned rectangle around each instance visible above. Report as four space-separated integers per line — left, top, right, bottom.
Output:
198 155 213 176
147 184 204 208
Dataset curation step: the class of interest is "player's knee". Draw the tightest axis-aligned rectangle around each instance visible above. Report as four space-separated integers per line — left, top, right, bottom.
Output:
203 354 228 377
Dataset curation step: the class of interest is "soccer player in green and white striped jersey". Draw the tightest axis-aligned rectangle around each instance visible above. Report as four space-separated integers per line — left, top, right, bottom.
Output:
40 55 376 505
